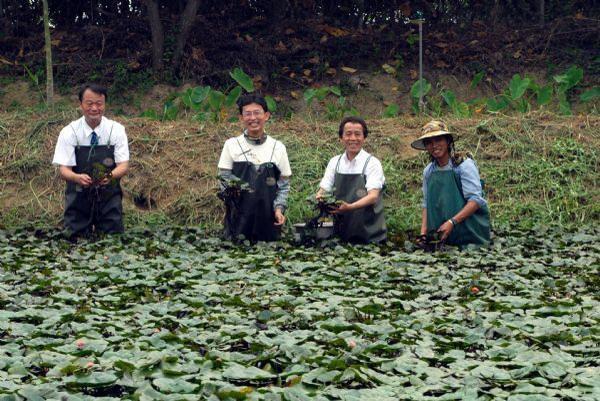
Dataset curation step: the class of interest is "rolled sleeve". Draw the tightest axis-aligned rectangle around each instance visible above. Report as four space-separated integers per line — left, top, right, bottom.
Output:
365 157 385 191
459 159 487 208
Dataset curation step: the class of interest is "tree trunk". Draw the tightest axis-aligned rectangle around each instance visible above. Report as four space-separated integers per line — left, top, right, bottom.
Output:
490 0 500 28
539 0 545 26
143 0 164 72
171 0 201 75
42 0 53 107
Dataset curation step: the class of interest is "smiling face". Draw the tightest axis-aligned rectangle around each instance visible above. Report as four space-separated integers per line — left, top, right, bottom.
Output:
240 102 270 138
424 135 451 165
80 89 106 129
340 122 366 158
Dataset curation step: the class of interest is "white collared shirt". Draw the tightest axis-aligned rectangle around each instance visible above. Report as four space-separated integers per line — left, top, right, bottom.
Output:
52 116 129 166
218 134 292 177
319 149 385 192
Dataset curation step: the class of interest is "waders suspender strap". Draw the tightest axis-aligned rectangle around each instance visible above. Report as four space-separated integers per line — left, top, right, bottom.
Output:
70 123 80 147
334 154 372 176
71 121 115 162
235 138 250 163
269 140 277 163
106 123 114 146
334 154 343 173
362 155 372 177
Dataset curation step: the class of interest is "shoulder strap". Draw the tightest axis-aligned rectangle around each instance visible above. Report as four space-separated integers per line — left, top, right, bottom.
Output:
235 138 250 162
362 155 373 176
269 138 277 162
334 154 344 173
70 122 81 146
106 123 114 145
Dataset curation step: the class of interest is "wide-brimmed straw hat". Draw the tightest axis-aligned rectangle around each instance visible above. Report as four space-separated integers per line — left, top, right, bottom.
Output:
410 120 458 150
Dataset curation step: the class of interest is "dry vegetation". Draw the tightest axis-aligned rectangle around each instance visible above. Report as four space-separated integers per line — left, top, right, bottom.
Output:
0 109 598 233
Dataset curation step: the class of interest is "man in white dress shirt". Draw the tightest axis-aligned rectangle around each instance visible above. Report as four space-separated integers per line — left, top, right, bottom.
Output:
52 84 129 236
316 116 386 243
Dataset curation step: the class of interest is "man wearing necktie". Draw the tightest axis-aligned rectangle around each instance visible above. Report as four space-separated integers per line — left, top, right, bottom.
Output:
52 84 130 237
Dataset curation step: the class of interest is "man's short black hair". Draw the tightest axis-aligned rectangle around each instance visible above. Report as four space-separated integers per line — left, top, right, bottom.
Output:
237 93 268 114
338 116 368 138
78 83 108 102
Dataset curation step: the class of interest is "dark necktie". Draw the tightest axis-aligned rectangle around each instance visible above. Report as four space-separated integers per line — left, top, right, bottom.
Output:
90 131 98 146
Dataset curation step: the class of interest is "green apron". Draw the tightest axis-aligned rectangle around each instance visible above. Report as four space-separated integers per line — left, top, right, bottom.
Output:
426 168 490 246
333 155 387 244
64 126 123 236
225 138 281 242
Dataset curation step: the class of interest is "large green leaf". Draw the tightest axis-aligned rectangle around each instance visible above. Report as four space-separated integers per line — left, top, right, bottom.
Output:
410 78 431 99
486 96 510 112
208 89 226 111
222 363 276 381
580 87 600 102
265 95 277 112
225 86 242 108
190 85 211 104
470 71 485 89
553 66 583 93
382 103 399 118
64 372 118 387
152 377 198 394
536 85 553 106
509 74 531 100
229 68 254 92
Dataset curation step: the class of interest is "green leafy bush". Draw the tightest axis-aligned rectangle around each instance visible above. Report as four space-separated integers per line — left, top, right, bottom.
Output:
140 68 278 122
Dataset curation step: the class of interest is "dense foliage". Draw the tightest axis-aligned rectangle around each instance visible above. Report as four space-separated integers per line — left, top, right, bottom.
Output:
0 0 597 88
0 226 598 400
2 0 596 30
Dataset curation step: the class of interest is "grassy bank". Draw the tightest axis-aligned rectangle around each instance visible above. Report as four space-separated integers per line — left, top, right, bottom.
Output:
0 108 598 234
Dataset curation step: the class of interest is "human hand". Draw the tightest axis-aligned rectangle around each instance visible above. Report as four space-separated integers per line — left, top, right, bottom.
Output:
437 220 454 241
98 172 113 186
415 234 427 249
77 174 93 187
274 209 286 226
331 201 352 214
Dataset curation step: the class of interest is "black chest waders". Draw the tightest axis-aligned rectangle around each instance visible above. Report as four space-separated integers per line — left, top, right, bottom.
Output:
333 155 386 244
64 125 123 236
225 139 281 241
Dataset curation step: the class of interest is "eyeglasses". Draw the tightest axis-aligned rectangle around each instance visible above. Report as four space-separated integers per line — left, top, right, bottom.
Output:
242 110 265 118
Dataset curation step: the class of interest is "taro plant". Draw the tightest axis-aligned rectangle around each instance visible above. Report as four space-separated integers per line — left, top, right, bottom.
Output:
304 86 357 120
441 90 471 117
141 68 277 122
410 78 431 114
553 65 583 115
486 74 534 113
485 66 585 115
382 103 400 118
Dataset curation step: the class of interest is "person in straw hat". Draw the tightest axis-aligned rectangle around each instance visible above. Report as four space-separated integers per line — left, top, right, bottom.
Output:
411 120 490 247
